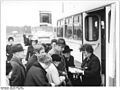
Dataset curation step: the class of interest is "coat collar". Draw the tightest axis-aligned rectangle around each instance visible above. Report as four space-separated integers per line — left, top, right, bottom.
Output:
33 61 47 74
11 56 25 69
85 53 94 62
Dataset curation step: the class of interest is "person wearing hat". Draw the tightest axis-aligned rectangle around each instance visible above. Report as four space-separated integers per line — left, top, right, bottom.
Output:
10 44 26 86
48 38 66 56
62 45 82 86
48 38 67 82
62 45 74 70
62 45 75 71
53 38 68 76
48 39 57 56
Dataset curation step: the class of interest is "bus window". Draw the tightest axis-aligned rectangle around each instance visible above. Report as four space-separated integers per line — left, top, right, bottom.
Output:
65 17 73 39
73 25 82 40
85 16 99 41
74 15 79 23
65 25 72 39
57 20 63 37
73 15 83 40
57 27 63 37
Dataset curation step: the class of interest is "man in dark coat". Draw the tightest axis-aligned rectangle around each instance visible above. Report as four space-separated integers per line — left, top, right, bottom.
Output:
24 53 53 86
6 37 14 61
23 34 32 46
26 44 45 72
10 44 26 86
26 39 38 61
63 45 81 86
62 45 75 73
80 44 101 86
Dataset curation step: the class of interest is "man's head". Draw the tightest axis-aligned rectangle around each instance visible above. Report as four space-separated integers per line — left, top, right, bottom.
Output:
8 37 14 45
80 44 93 58
37 53 52 69
55 38 66 52
51 39 57 49
34 44 45 56
31 40 38 46
12 44 25 59
51 54 61 67
28 35 33 40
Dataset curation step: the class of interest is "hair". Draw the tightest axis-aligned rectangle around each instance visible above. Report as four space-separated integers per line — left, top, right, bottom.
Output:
32 40 38 44
34 44 45 53
51 54 61 62
6 61 12 75
80 44 94 53
42 43 51 53
8 37 14 41
37 53 52 65
28 35 33 38
51 39 57 44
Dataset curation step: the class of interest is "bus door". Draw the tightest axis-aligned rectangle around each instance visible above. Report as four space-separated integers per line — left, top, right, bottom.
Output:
83 8 106 86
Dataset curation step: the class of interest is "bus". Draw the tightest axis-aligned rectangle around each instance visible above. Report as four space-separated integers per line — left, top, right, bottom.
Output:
56 1 119 86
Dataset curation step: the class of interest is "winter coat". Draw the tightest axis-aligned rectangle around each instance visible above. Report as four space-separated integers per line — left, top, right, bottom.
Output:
26 45 34 61
24 61 51 86
81 54 101 86
64 56 75 80
6 44 13 61
23 34 32 46
64 55 75 72
26 54 37 72
10 56 26 86
46 63 64 86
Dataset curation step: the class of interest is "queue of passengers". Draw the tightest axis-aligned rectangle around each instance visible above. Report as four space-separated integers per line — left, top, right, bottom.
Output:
6 35 101 86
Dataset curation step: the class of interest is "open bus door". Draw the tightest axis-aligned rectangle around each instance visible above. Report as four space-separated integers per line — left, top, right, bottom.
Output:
83 3 117 86
83 10 104 85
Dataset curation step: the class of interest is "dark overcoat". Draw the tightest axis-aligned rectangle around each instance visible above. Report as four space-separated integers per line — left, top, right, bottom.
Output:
81 54 101 86
26 54 37 72
23 34 32 46
24 61 51 86
64 55 75 72
26 45 34 61
6 44 13 61
64 55 82 86
10 56 26 86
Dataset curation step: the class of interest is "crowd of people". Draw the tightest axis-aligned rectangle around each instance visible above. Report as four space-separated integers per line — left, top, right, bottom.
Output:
6 34 102 86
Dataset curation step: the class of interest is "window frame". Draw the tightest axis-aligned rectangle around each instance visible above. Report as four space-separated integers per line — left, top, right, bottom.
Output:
85 15 100 41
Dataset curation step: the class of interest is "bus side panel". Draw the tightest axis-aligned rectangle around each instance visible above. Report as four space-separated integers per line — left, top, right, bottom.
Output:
106 4 116 86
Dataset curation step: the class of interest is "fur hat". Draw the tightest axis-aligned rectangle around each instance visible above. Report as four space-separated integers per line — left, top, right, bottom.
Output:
51 54 61 62
11 44 24 53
